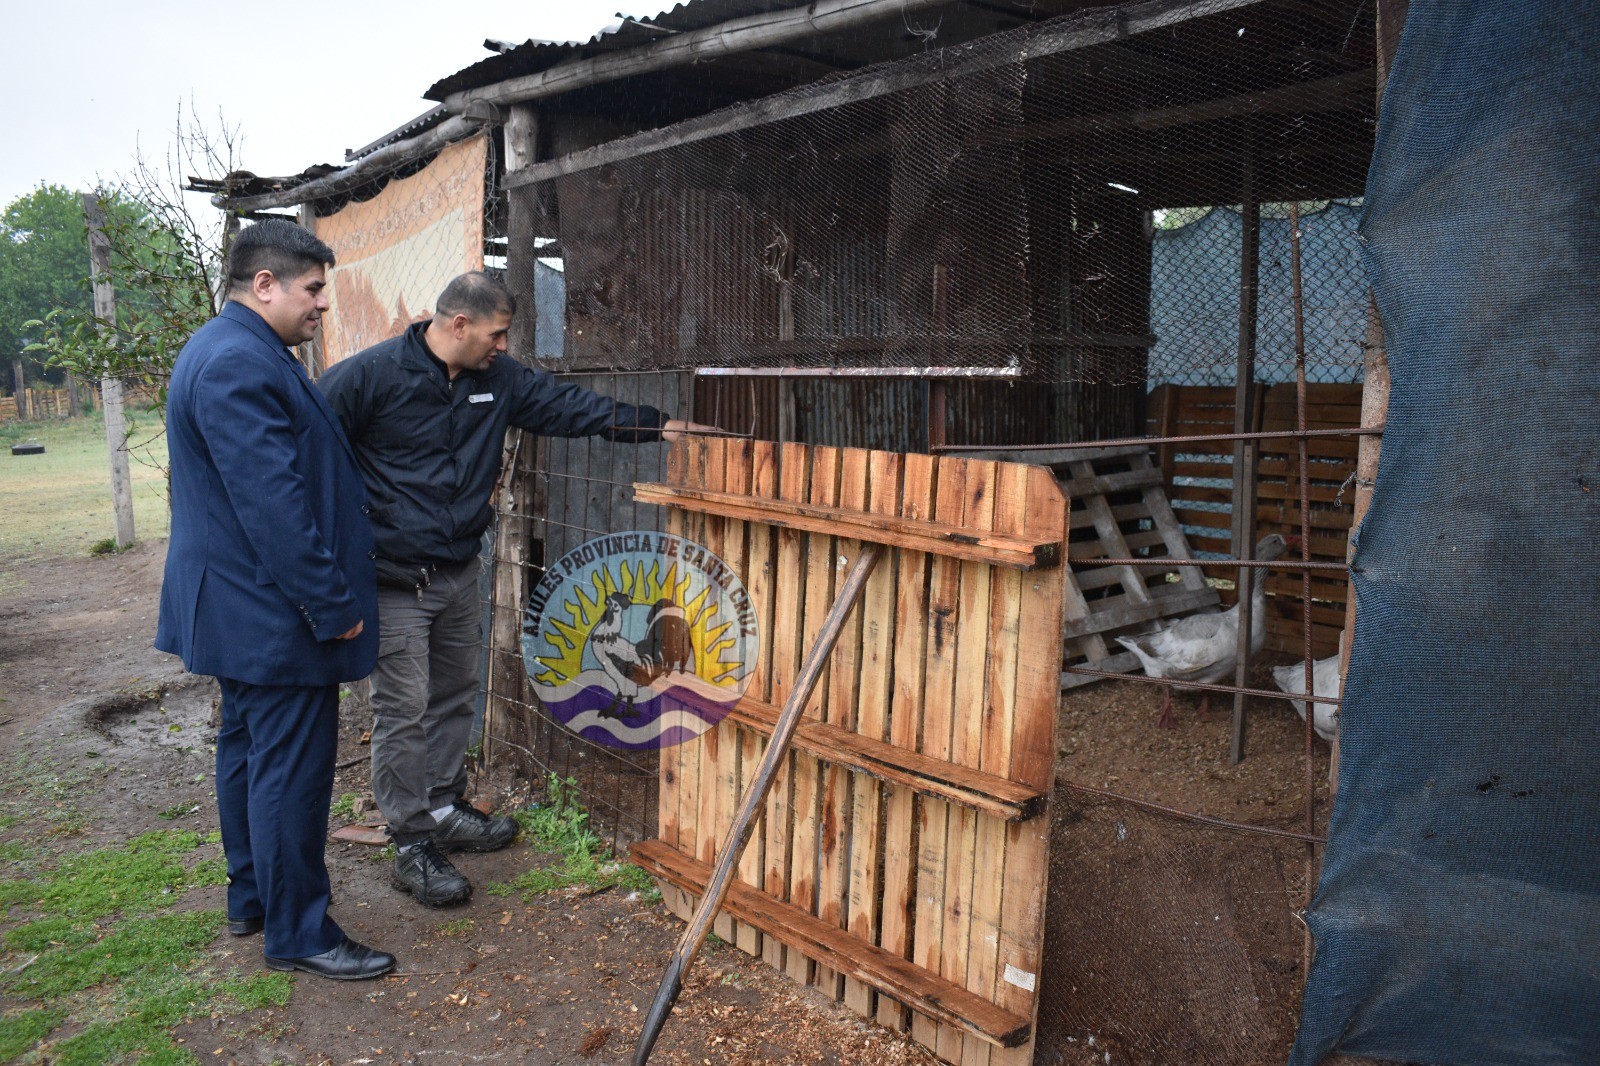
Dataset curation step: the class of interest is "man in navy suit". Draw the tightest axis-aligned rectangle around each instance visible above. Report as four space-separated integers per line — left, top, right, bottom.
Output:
156 219 394 980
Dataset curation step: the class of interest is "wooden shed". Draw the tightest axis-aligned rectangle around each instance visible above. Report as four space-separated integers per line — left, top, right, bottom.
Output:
206 0 1399 1060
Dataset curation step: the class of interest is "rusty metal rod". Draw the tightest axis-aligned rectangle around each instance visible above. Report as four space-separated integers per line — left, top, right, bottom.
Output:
607 424 756 439
933 424 1384 453
1229 175 1263 768
1065 665 1341 705
1068 556 1349 571
633 542 886 1064
1058 780 1327 845
1290 200 1319 977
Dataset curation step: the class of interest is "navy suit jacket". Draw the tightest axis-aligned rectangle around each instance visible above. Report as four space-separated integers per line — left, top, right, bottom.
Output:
156 301 378 686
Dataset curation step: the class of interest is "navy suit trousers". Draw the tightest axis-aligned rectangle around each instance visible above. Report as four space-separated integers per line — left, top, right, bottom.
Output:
216 678 343 959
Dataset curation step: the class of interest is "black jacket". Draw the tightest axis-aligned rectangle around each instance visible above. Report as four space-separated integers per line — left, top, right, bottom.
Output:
319 322 667 566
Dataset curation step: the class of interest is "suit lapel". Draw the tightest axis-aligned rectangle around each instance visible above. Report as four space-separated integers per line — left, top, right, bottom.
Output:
220 302 358 466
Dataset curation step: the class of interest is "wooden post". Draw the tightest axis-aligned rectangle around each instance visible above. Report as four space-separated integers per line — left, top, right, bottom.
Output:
297 204 322 376
634 543 886 1064
483 102 543 775
84 193 136 549
1228 160 1260 766
9 361 26 421
1333 0 1407 794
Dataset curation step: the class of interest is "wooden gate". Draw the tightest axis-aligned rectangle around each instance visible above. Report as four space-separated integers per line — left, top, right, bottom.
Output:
630 438 1068 1064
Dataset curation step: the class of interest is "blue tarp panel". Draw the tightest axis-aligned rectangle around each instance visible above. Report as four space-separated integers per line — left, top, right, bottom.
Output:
1290 4 1600 1065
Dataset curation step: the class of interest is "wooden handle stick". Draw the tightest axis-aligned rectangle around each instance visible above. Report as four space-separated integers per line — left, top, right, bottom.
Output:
633 541 886 1063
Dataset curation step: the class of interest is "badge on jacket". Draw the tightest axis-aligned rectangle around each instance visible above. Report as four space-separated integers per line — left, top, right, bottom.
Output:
469 393 494 404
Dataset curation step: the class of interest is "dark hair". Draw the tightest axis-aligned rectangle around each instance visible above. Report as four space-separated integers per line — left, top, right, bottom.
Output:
435 271 516 321
227 219 335 293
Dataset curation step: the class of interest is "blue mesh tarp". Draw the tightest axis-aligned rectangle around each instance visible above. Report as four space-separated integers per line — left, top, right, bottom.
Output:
1291 4 1600 1064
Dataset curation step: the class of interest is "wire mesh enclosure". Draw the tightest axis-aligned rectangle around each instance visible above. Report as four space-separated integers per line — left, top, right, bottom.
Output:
478 0 1381 1061
508 0 1374 446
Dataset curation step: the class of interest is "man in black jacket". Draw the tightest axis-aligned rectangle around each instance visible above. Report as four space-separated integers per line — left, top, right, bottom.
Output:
321 271 706 906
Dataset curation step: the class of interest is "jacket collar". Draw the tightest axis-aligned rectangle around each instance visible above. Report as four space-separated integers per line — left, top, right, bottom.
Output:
397 320 489 386
219 299 296 358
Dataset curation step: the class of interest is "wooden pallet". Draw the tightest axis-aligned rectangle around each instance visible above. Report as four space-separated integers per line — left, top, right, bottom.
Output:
950 444 1218 689
635 439 1067 1065
1147 383 1359 656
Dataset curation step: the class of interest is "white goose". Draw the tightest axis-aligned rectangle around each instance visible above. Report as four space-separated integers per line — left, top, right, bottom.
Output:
1271 654 1340 743
1116 533 1298 728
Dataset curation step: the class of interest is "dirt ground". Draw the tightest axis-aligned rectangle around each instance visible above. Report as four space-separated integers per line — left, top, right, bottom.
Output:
0 539 1365 1066
0 541 938 1066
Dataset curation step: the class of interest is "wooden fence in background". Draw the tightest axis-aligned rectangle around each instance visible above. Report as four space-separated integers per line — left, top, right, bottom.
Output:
1147 382 1360 656
0 388 98 422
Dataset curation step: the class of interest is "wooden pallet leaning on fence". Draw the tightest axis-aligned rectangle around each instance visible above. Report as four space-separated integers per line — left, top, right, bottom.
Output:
950 444 1218 691
1148 382 1358 657
629 438 1068 1066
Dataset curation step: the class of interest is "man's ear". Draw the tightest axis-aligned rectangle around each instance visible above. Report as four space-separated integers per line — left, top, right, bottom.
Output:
451 313 472 338
251 269 277 302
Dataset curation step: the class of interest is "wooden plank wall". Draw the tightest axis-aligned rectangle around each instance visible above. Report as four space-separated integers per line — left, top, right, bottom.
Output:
642 440 1068 1064
1147 382 1360 655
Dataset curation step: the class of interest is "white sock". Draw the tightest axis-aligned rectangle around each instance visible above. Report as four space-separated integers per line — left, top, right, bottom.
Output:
430 802 458 823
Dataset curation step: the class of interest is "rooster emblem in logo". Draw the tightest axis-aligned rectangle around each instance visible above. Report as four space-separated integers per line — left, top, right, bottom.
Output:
521 532 757 750
588 593 695 719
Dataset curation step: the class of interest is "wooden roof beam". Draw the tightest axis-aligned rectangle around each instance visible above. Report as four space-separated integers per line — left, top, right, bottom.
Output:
440 0 957 115
503 0 1271 191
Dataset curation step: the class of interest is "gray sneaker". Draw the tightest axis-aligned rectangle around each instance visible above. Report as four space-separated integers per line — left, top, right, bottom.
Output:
392 840 472 907
432 801 518 854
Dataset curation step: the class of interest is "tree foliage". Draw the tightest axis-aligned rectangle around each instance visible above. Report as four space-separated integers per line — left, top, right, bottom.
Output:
0 184 96 385
21 106 240 411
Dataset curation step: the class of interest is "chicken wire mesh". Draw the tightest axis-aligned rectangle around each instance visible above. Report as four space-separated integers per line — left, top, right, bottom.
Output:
514 0 1374 405
1039 788 1315 1066
480 369 685 852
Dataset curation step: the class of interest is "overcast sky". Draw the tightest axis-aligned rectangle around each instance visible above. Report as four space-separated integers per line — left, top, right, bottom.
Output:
1 1 651 209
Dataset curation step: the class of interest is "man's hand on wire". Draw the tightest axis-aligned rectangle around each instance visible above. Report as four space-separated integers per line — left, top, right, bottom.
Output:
661 419 724 443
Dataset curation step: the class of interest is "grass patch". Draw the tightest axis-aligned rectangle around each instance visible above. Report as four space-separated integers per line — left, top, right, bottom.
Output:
0 774 290 1063
87 536 121 557
435 917 476 938
329 792 359 821
0 1008 67 1061
0 756 90 839
0 411 169 586
488 775 661 904
5 910 224 1000
0 828 211 922
216 971 294 1011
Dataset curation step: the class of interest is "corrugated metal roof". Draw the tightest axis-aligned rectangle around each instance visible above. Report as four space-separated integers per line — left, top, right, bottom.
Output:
345 104 451 161
424 1 799 102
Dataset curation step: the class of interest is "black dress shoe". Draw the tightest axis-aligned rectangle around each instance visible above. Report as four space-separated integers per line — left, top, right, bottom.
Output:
264 936 396 981
227 916 264 937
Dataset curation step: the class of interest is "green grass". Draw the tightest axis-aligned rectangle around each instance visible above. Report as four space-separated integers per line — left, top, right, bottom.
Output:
435 917 476 938
0 411 169 588
329 792 360 821
0 756 294 1063
488 775 660 904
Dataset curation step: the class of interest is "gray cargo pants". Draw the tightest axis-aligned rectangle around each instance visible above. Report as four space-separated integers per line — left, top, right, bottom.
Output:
369 556 481 846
